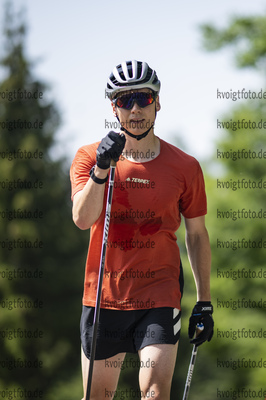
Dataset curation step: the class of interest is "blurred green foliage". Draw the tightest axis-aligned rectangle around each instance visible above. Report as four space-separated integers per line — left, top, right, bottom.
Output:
201 15 266 69
188 14 266 400
0 2 88 399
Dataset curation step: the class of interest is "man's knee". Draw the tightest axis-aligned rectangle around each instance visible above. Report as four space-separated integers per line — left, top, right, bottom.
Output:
140 378 171 399
140 386 169 400
139 362 173 399
138 343 178 400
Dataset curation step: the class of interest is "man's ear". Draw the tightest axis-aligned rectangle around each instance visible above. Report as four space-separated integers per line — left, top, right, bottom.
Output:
111 102 117 117
155 95 161 112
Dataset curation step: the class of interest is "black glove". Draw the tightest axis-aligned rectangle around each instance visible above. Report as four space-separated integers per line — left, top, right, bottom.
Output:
96 131 126 169
188 301 214 347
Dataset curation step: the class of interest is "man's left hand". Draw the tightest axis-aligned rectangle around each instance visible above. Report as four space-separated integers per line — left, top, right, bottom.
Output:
188 301 214 346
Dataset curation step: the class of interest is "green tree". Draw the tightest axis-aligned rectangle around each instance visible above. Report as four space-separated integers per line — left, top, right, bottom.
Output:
201 15 266 69
0 3 88 399
182 14 266 399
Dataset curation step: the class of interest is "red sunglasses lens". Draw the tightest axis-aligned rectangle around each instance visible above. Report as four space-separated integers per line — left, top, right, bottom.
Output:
115 93 154 109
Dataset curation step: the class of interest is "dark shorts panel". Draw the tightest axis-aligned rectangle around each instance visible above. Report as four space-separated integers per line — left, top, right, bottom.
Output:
81 306 181 360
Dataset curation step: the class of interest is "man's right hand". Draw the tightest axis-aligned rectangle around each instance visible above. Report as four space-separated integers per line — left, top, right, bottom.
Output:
96 131 126 169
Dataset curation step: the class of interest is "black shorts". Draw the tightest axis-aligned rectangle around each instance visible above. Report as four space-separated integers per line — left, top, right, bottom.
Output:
81 306 181 360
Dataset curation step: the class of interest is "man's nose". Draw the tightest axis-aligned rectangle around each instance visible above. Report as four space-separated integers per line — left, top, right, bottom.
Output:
131 100 141 112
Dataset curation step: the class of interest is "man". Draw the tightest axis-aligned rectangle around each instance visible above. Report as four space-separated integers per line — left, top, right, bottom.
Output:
70 60 213 400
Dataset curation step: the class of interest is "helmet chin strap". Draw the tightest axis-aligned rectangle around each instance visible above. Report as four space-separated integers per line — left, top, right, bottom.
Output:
115 103 157 141
120 123 153 141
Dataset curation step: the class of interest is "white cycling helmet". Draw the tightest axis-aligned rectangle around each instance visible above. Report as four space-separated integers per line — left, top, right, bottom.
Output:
106 60 161 99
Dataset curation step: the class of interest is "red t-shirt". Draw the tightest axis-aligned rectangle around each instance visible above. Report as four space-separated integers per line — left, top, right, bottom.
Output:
70 138 207 311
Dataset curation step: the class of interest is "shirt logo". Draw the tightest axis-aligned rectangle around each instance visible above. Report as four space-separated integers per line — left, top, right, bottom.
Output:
126 177 150 184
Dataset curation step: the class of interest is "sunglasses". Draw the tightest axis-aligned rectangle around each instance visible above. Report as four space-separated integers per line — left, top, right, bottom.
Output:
113 92 156 109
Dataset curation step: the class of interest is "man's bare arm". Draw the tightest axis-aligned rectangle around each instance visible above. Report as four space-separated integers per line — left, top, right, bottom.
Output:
72 166 109 230
184 215 211 301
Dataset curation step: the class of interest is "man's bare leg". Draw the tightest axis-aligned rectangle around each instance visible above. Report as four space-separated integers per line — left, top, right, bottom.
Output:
138 343 178 400
81 347 126 400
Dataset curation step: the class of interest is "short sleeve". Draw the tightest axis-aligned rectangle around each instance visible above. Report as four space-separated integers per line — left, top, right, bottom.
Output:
69 144 98 200
179 162 207 218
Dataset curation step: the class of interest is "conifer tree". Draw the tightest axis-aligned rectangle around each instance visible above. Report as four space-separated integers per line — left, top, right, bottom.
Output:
0 3 87 398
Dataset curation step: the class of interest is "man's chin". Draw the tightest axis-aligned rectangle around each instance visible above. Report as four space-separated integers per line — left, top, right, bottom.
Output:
128 123 152 134
129 129 147 136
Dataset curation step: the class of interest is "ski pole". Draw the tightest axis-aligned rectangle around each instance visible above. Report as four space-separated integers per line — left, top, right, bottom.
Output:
85 159 116 400
182 324 204 400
